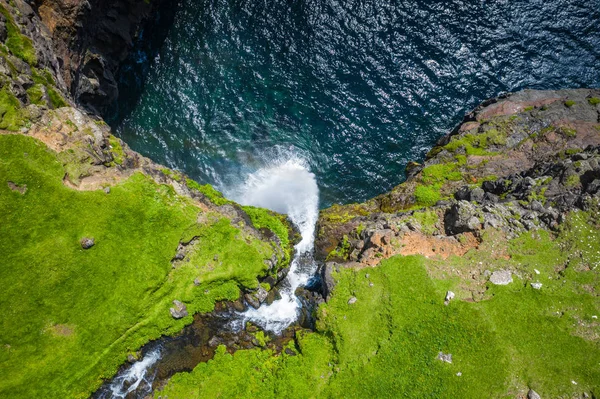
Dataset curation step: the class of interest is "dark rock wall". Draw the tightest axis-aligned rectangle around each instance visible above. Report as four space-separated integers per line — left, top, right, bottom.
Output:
32 0 172 114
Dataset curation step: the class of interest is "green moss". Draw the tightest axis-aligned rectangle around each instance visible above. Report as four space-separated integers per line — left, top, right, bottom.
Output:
524 106 534 111
565 174 580 187
411 210 438 235
0 4 37 65
564 100 576 108
186 178 232 206
560 126 577 138
588 97 600 106
443 129 505 156
413 185 441 207
0 87 26 130
26 83 45 105
46 86 67 109
327 234 351 261
0 134 279 399
356 223 365 237
108 136 124 165
161 168 182 182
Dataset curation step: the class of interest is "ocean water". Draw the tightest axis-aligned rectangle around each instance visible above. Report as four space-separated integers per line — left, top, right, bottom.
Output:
111 0 600 207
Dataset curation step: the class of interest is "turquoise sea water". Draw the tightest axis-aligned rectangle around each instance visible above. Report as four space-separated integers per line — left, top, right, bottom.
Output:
111 0 600 207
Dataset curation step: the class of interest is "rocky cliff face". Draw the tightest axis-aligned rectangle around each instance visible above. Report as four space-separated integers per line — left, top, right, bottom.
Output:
31 0 171 114
317 88 600 271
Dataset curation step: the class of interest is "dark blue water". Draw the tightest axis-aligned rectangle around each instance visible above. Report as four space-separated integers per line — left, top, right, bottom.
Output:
112 0 600 207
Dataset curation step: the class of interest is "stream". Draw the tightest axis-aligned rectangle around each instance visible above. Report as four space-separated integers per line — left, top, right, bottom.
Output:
94 154 319 398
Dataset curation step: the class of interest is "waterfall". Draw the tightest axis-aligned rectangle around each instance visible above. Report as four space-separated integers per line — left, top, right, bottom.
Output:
226 156 320 334
96 348 161 399
96 154 319 398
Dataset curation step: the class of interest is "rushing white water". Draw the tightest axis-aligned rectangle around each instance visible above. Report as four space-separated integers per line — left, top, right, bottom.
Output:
227 155 320 334
100 348 161 399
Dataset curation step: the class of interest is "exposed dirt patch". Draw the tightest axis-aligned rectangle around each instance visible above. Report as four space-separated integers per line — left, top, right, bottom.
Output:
46 324 75 337
7 181 27 194
399 232 480 259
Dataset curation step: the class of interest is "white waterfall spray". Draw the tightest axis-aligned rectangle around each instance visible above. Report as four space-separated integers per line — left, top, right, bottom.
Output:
227 155 320 334
101 348 161 399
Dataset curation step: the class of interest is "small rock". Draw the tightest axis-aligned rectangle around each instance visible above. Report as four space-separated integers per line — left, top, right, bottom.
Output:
244 293 261 309
169 300 188 319
489 270 513 285
527 389 541 399
437 352 452 363
284 348 297 356
80 237 95 249
173 251 185 261
193 278 201 286
103 186 111 194
127 354 137 363
456 372 462 377
369 282 374 287
365 273 370 279
534 269 540 275
531 282 542 290
571 380 577 385
445 291 455 302
592 315 598 319
208 336 221 347
347 296 357 305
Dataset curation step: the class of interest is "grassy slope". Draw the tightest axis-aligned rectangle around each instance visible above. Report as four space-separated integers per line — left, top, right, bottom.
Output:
0 134 277 398
156 210 600 398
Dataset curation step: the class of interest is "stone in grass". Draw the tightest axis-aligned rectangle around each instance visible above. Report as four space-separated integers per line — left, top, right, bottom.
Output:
527 389 541 399
437 352 452 363
80 237 95 249
444 291 455 305
489 270 513 285
169 300 188 319
348 296 357 305
531 282 543 290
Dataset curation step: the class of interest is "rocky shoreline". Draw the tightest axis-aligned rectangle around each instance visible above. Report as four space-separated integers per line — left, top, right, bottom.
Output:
317 88 600 268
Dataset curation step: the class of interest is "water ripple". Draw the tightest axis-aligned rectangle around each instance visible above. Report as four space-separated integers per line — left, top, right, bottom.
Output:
113 0 600 207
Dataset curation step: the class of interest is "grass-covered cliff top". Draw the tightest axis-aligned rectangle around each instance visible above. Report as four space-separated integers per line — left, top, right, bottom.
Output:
0 122 294 398
155 206 600 398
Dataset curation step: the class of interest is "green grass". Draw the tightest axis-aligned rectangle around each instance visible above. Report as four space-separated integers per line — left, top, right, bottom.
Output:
0 87 26 130
443 129 505 156
186 177 232 206
242 205 293 267
0 4 37 65
156 208 600 398
588 97 600 106
0 134 279 398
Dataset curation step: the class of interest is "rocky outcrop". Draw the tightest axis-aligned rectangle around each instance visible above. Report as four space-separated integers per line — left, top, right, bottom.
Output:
316 88 600 272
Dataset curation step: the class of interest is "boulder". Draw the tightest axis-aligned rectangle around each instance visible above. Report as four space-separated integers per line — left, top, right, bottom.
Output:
80 237 95 249
347 296 357 305
527 389 541 399
444 201 483 235
489 270 513 285
169 300 188 319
